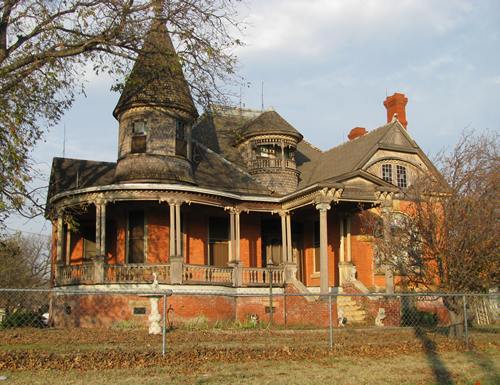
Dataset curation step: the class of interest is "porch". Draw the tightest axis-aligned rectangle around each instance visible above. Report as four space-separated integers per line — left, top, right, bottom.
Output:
53 198 366 291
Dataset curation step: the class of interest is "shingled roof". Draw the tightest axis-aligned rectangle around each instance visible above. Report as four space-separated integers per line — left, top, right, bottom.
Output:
113 15 197 118
298 120 411 188
238 111 303 141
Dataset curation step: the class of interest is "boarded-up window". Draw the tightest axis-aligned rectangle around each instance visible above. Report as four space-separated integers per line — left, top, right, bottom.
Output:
131 135 147 153
313 221 320 273
128 211 145 263
209 217 228 267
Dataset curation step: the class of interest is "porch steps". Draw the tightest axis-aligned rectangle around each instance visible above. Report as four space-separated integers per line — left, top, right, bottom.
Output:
337 296 368 325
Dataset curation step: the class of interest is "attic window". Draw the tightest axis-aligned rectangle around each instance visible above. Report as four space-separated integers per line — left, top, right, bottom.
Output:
133 120 146 135
382 164 393 183
396 165 407 188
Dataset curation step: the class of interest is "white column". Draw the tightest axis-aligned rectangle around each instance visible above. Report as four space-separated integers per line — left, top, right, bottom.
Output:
169 202 176 257
280 211 287 264
99 202 106 257
346 216 352 263
228 210 235 263
316 203 331 294
95 203 101 256
56 212 64 264
175 202 182 257
286 213 292 263
339 217 345 263
235 210 241 263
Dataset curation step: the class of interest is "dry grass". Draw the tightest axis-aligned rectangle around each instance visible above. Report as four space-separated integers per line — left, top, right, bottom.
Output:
0 327 498 385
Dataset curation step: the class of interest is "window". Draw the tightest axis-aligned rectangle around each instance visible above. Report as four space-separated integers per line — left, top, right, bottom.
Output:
175 119 187 157
284 146 295 160
133 120 146 135
128 211 145 263
382 164 393 183
131 135 146 153
313 221 320 273
258 144 279 159
396 165 407 188
209 217 229 267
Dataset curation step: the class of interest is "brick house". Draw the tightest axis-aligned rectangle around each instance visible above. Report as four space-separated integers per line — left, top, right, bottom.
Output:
46 12 438 326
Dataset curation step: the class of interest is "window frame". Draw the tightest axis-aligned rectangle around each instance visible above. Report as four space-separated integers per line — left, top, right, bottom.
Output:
396 165 407 188
382 164 393 184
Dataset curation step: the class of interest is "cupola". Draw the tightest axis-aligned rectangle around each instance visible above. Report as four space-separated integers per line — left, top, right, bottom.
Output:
236 111 303 195
113 2 198 184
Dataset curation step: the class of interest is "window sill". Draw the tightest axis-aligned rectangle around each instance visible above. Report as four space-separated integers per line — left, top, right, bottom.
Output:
310 272 320 278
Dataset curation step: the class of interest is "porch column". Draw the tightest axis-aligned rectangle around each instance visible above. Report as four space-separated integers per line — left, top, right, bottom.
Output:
286 213 292 263
235 210 241 263
169 201 176 257
346 216 352 263
175 202 182 257
316 203 331 294
168 200 183 284
56 210 64 264
228 209 235 262
95 203 101 256
280 211 287 264
339 217 345 263
99 201 106 257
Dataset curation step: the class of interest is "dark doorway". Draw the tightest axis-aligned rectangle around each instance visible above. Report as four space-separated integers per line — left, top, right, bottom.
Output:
261 218 282 266
209 216 229 267
128 210 145 263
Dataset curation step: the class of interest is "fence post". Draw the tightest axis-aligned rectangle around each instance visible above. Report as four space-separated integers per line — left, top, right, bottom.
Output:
463 294 469 350
162 294 167 356
328 294 333 350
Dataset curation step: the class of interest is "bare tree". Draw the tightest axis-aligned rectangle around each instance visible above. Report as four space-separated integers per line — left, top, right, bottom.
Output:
0 232 51 288
0 0 243 222
362 131 499 335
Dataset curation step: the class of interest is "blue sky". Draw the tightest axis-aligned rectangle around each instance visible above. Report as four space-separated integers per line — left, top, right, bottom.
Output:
6 0 500 236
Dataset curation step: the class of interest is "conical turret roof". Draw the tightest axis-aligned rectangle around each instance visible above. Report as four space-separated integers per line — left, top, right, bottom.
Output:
113 13 197 118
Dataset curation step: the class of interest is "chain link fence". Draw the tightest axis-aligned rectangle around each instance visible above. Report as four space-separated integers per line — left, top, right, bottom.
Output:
1 288 498 355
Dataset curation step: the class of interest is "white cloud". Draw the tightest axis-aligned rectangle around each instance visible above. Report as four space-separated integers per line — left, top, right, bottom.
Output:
238 0 472 57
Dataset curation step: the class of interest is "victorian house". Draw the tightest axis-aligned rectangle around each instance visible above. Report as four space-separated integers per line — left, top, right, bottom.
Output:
46 11 438 325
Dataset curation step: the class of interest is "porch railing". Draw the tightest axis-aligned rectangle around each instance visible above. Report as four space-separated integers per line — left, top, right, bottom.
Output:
57 263 95 286
242 267 285 287
55 261 287 287
182 264 233 286
105 264 170 284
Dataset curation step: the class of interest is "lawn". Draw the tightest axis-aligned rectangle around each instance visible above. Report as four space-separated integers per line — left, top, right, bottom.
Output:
0 326 498 384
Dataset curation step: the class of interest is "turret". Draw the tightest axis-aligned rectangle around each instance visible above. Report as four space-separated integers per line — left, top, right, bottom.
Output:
237 111 303 195
113 4 198 184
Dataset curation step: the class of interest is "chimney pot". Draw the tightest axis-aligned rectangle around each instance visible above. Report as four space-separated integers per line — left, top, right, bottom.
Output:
348 127 367 141
383 92 408 129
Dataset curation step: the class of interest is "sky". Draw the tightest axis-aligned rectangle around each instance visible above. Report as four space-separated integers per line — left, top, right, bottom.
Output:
6 0 500 236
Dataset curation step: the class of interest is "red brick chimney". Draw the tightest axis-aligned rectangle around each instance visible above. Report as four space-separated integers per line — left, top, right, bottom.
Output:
348 127 367 141
383 92 408 129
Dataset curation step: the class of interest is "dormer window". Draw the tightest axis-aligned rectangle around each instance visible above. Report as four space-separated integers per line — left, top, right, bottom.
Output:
396 165 407 188
382 164 393 183
133 120 146 135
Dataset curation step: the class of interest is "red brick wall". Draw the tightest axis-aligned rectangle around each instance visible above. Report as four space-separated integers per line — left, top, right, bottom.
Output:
51 285 340 328
350 213 375 288
185 212 208 264
240 214 261 267
146 206 169 264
